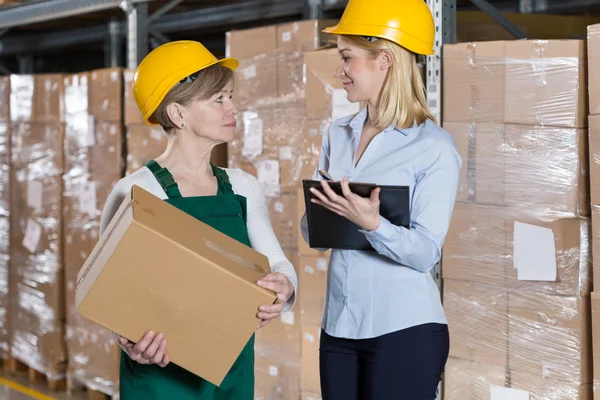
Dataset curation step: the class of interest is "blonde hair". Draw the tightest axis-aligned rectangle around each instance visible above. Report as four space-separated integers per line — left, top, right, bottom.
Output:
340 35 434 130
150 64 234 133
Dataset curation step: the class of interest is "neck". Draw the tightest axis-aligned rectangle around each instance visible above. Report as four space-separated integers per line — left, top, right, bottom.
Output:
365 100 378 127
158 132 216 180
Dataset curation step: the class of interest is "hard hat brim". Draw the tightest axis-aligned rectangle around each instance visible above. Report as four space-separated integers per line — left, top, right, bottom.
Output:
322 23 434 55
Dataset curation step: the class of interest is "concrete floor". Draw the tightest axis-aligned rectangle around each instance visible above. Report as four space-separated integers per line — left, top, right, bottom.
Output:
0 371 88 400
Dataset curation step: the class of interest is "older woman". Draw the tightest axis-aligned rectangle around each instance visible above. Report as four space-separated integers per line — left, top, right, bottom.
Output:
99 40 297 400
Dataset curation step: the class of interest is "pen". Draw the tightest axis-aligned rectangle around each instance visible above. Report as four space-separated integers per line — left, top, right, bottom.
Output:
319 169 334 181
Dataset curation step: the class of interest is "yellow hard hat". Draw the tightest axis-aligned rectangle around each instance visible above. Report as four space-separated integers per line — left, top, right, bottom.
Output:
133 40 239 125
322 0 435 55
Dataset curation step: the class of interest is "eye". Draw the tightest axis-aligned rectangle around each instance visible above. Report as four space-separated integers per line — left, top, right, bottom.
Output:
342 56 350 62
216 95 224 103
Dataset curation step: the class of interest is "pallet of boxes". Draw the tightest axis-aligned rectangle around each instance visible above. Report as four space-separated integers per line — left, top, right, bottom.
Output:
589 23 600 400
226 20 362 399
442 39 592 398
62 68 124 398
0 77 9 371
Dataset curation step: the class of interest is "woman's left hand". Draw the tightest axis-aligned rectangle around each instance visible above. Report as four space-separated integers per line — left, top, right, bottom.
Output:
256 272 294 329
310 178 382 232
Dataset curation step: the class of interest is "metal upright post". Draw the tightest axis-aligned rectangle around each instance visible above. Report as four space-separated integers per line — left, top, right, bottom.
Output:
304 0 323 19
106 17 122 67
124 0 148 69
426 0 456 399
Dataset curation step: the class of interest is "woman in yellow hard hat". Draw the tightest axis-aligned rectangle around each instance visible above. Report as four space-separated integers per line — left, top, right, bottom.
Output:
300 0 460 398
98 40 298 400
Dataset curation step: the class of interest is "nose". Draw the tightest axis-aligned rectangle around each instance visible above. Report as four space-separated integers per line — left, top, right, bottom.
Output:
334 61 345 79
228 98 239 116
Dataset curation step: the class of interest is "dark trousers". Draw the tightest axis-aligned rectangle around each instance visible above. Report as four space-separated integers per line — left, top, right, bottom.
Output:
319 323 450 400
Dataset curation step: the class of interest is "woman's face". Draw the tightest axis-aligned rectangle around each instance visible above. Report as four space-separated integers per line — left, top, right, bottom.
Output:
182 79 238 143
335 36 389 104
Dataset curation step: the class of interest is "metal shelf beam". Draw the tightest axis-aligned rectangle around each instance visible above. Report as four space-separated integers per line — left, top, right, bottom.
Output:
0 0 157 30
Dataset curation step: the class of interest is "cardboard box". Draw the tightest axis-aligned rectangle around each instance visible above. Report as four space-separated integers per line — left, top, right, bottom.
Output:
443 357 507 400
302 392 322 400
305 48 361 121
590 24 600 116
10 74 64 123
593 293 600 383
89 68 123 122
510 370 593 400
269 192 298 250
0 77 9 122
594 206 600 291
255 310 301 361
443 279 508 367
0 121 8 359
505 40 588 128
295 189 332 258
508 292 591 384
590 116 600 205
442 41 506 123
298 256 328 325
254 349 300 400
123 70 144 125
9 121 66 377
301 324 321 394
75 185 277 386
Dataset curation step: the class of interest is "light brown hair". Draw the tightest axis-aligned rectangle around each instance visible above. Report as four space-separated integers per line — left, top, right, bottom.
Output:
150 64 234 133
340 35 434 130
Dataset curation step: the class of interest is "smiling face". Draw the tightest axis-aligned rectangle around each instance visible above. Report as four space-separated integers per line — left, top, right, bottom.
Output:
335 36 391 105
174 79 238 144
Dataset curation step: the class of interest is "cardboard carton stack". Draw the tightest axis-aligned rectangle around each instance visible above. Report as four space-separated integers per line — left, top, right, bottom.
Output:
0 77 10 362
588 23 600 400
227 21 355 399
8 74 67 382
63 69 124 396
123 70 227 175
442 40 592 399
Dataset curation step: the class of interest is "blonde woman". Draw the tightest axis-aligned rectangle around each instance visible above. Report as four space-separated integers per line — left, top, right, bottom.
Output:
100 41 297 400
300 1 461 398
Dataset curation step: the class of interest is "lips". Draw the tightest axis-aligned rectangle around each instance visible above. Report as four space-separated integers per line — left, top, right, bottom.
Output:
342 81 353 88
224 121 237 127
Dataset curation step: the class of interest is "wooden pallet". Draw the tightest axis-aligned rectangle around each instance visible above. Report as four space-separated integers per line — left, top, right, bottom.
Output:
4 356 66 391
0 0 19 6
67 375 118 400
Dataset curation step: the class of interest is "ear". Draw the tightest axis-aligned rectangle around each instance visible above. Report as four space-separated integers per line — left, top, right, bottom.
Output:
378 50 393 71
166 103 185 128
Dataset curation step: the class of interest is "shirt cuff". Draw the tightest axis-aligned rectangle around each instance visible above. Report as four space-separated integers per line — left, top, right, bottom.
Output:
360 215 397 242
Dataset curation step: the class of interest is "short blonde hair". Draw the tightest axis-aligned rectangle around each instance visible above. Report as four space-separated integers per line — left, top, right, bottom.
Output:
150 64 234 133
340 35 434 130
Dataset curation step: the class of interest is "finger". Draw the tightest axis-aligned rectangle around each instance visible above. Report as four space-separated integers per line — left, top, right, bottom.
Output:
341 177 352 198
143 333 164 359
257 311 280 320
256 279 283 294
320 180 347 205
132 331 155 355
258 319 271 328
152 340 167 364
370 187 381 203
309 186 330 204
257 273 282 283
119 336 132 347
159 353 170 368
259 302 284 314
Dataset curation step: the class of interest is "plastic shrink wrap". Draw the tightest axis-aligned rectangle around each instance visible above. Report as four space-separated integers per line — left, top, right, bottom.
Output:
226 20 341 398
9 74 67 381
442 39 591 399
63 70 123 397
0 77 10 361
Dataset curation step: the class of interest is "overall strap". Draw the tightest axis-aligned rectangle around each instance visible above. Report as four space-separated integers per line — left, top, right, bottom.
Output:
145 160 183 199
211 164 234 194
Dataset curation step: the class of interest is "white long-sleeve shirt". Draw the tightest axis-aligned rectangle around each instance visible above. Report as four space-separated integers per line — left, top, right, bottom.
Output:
100 166 298 312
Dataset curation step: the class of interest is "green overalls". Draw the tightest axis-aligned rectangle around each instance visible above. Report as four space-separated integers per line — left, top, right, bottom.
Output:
119 159 255 400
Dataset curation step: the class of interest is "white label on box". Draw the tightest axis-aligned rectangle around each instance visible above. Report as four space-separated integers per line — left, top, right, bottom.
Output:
513 221 556 281
279 146 292 161
79 182 97 215
111 70 119 81
304 333 315 343
282 31 292 42
280 311 295 326
331 88 360 120
242 113 263 158
22 219 42 254
85 115 96 146
304 265 315 275
490 385 530 400
274 202 284 213
243 65 257 80
150 128 163 141
317 258 328 271
27 180 43 210
256 160 280 198
268 366 279 377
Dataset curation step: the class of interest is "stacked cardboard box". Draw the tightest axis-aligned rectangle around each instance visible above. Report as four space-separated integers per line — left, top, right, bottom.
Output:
0 77 9 362
63 69 124 396
8 74 67 381
442 40 592 399
588 23 600 400
123 70 227 175
227 20 352 399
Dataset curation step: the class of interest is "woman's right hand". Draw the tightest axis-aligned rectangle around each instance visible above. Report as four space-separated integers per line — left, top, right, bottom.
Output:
118 331 170 367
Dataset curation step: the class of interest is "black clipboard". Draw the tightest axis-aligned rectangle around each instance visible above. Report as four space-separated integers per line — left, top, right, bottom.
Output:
302 180 410 251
